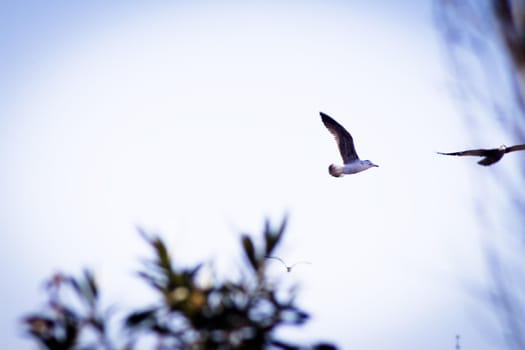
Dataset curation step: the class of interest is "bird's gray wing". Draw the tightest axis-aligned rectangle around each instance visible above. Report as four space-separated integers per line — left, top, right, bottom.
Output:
506 144 525 153
320 112 359 163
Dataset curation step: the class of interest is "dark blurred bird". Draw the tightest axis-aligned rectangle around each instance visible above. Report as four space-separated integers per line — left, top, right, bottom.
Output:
437 144 525 165
265 256 311 273
320 112 378 177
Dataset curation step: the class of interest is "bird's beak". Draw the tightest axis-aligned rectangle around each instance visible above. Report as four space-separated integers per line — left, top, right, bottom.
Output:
373 163 379 167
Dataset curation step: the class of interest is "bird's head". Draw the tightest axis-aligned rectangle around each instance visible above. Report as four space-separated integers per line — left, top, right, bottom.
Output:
498 144 507 151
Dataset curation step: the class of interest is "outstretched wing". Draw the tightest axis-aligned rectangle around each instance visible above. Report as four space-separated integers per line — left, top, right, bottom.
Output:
506 144 525 153
320 112 359 163
437 149 489 157
437 148 503 166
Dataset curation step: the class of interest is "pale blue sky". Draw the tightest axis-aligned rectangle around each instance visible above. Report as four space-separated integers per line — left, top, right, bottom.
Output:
0 1 509 349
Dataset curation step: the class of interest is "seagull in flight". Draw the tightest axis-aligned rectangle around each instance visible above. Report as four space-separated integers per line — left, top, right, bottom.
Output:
437 144 525 166
320 112 378 177
265 256 311 273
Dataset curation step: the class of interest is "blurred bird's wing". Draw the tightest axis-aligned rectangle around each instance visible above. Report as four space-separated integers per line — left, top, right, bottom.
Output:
478 152 504 165
320 112 359 163
438 148 503 166
506 144 525 153
437 149 490 157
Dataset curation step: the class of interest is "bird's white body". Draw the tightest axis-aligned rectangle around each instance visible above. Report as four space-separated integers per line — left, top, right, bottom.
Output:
329 160 378 177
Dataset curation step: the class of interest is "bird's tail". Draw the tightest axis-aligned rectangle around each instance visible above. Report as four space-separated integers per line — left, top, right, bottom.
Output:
328 164 344 177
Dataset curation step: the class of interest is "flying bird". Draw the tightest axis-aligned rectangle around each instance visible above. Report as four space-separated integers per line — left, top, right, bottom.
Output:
265 256 311 273
437 144 525 166
320 112 378 177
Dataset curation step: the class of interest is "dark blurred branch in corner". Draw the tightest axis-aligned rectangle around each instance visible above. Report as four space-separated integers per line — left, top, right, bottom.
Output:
494 0 525 77
434 1 525 349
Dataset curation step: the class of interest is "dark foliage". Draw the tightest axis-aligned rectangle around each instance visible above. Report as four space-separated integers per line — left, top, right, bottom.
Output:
21 270 114 350
22 217 337 350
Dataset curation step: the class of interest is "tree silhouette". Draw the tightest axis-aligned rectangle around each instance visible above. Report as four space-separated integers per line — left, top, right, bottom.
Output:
21 217 337 350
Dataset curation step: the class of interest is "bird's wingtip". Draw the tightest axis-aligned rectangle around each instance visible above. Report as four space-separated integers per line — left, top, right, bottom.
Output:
320 112 334 124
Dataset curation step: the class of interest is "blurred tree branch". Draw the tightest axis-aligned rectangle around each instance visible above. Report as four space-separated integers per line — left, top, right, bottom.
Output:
434 0 525 349
493 0 525 97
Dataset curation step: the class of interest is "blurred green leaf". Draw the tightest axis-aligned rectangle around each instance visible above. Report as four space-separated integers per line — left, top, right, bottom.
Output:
242 234 259 271
125 308 157 328
152 237 171 270
264 216 287 257
84 269 98 302
23 315 55 335
136 271 165 292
